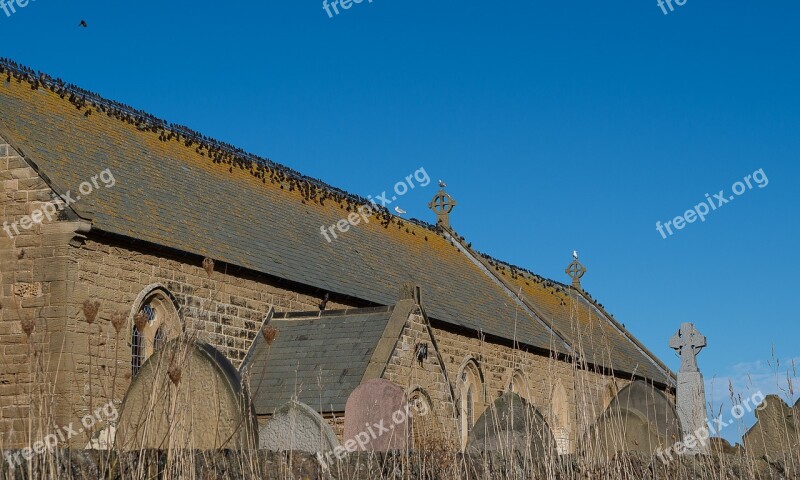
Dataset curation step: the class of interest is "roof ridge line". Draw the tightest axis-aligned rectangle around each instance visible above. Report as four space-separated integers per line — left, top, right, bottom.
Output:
1 57 574 284
474 247 570 290
0 58 444 232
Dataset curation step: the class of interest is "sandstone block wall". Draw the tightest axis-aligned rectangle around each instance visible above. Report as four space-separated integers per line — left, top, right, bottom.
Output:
0 137 78 448
0 140 358 447
429 325 632 454
62 236 355 444
382 311 459 446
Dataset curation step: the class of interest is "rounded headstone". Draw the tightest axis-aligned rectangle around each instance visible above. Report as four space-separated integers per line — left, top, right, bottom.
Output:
259 400 339 453
466 392 557 460
116 340 256 450
743 394 800 459
585 381 681 457
343 378 409 452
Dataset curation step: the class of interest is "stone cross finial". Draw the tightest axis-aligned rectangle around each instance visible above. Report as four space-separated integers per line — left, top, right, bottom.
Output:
428 189 456 228
669 323 706 373
565 257 587 290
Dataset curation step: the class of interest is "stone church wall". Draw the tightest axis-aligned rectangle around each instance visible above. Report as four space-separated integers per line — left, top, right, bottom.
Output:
0 140 358 447
0 139 90 446
382 311 459 447
429 325 632 454
0 136 81 448
61 236 355 444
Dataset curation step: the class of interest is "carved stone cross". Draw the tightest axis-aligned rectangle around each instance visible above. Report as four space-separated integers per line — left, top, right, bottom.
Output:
565 258 587 290
428 189 457 228
669 323 706 372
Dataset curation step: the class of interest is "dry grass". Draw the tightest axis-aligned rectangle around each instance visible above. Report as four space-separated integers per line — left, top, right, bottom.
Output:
0 276 797 479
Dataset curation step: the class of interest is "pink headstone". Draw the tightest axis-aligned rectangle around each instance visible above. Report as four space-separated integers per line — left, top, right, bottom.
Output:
343 378 410 452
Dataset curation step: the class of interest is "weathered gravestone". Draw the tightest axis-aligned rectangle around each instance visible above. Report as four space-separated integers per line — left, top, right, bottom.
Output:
742 395 800 460
85 425 116 450
708 436 742 455
116 339 257 450
342 379 410 452
585 380 682 458
466 392 557 460
669 322 709 454
259 399 339 453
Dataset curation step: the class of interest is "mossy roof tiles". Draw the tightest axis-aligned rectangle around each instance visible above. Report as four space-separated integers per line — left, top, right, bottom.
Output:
0 66 672 385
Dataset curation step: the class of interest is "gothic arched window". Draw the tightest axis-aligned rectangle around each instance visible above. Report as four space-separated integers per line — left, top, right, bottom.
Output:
406 387 436 449
457 359 483 450
130 286 180 376
508 369 528 400
550 381 572 454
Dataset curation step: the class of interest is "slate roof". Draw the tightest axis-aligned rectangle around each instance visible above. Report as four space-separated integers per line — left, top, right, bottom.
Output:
477 256 670 382
243 307 397 413
0 60 673 386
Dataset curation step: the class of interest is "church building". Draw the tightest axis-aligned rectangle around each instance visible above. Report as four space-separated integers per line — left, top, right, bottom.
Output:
0 59 676 453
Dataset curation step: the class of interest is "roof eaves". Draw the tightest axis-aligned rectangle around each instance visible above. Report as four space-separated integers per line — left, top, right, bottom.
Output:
274 305 394 320
0 122 92 226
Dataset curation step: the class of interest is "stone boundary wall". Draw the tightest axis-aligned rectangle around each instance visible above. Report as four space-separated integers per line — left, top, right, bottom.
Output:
0 449 786 479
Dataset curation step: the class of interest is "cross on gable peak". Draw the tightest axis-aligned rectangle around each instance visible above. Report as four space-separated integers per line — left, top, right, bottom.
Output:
428 188 456 228
565 253 587 290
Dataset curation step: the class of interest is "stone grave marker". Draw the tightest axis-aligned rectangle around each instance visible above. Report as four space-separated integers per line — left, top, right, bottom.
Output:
259 399 339 453
743 394 799 460
586 380 682 458
116 339 257 450
669 322 709 454
466 392 557 460
342 378 410 452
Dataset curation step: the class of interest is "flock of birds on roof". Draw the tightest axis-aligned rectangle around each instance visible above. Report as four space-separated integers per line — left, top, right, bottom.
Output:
0 59 618 315
0 58 449 236
477 252 615 312
480 252 552 286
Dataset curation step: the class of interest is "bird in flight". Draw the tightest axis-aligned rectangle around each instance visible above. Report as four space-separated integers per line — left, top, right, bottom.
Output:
394 206 407 215
79 20 88 28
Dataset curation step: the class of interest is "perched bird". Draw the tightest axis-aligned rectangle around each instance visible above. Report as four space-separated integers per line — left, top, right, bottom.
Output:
79 20 88 28
318 292 329 311
572 250 579 260
394 206 407 215
438 179 447 188
415 343 428 367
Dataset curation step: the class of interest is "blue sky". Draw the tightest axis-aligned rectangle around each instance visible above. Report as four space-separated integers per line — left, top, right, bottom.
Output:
2 1 798 442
